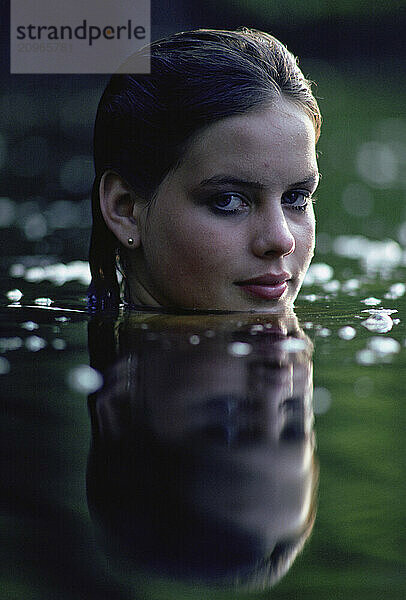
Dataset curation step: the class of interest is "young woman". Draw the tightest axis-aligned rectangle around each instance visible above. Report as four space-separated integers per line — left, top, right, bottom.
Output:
88 28 321 312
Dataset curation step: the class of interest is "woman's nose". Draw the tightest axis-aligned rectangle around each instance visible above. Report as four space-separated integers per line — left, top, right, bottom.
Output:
251 208 295 258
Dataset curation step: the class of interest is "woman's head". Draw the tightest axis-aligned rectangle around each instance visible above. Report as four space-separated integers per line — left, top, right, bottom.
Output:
89 28 322 311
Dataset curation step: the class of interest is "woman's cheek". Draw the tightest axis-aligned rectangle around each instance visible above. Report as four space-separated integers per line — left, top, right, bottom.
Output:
165 217 237 267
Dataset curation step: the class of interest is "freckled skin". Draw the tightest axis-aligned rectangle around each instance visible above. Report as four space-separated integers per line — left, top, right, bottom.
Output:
129 97 319 311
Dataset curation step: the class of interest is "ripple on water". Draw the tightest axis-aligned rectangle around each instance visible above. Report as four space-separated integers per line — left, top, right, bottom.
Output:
361 297 382 306
34 298 53 306
361 313 393 333
6 289 23 302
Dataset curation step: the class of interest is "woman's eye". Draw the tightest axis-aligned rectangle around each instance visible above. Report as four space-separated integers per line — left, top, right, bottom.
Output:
282 190 311 211
210 193 249 215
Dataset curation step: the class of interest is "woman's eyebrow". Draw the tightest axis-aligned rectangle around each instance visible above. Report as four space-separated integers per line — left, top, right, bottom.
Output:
196 172 320 190
288 173 320 189
196 175 265 189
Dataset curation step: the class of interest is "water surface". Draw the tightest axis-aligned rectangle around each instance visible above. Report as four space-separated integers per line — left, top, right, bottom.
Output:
1 258 405 599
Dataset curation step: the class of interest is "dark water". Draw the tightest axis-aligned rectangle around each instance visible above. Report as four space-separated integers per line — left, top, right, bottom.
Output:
1 260 405 599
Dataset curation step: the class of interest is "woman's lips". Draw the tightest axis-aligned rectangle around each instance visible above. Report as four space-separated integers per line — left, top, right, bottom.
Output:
236 273 291 300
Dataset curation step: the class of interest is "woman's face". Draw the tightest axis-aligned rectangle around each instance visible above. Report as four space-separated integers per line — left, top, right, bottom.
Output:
130 97 319 311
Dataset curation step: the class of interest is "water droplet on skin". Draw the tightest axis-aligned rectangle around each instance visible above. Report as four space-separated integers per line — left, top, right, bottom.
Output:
67 365 103 394
21 321 39 331
6 289 23 302
361 297 382 306
313 387 332 414
361 313 393 333
338 326 357 340
25 336 47 352
189 335 200 345
0 356 10 375
228 342 253 357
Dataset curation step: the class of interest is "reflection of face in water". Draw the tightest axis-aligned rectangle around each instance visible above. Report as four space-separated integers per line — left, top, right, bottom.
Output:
87 313 317 591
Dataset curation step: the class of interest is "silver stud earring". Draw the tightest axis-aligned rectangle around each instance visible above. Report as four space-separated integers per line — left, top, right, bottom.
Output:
128 237 134 245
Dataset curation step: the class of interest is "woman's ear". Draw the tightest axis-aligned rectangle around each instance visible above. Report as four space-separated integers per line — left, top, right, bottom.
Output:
99 171 143 249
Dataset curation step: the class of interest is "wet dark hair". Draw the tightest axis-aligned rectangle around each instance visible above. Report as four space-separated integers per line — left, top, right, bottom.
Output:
88 27 322 309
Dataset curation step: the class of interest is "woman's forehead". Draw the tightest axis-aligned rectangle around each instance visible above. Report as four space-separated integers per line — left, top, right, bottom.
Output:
175 100 318 188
